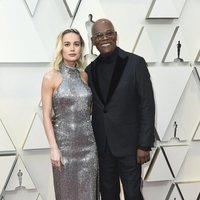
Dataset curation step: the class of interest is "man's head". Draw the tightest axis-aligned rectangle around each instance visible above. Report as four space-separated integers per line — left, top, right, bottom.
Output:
91 18 117 55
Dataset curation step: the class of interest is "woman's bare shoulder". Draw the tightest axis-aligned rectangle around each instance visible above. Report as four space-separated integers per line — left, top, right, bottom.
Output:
80 71 88 84
43 69 60 82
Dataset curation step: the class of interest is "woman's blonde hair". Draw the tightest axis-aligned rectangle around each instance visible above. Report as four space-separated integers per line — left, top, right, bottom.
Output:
52 29 85 70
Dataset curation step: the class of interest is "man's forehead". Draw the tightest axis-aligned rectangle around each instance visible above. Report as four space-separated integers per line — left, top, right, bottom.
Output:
92 20 113 33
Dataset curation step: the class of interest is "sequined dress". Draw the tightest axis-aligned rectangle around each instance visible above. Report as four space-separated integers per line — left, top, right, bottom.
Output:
52 63 98 200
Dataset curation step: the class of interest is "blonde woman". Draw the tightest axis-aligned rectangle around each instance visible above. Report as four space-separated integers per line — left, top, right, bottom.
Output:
41 29 98 200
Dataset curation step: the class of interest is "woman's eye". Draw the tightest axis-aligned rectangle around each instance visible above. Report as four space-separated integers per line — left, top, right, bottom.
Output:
74 43 80 46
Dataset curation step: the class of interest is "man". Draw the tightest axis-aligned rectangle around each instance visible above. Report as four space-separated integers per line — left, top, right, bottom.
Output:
85 18 155 200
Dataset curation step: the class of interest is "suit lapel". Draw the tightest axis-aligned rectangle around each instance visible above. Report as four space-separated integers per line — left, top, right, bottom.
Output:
90 49 129 106
106 55 128 104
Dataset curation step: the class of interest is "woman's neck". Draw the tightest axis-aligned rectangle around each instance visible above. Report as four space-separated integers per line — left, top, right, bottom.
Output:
63 61 76 68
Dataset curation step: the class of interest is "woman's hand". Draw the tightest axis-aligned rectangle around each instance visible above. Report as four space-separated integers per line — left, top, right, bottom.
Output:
51 147 63 171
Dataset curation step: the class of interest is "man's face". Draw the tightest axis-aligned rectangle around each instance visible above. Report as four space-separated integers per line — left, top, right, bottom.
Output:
91 21 117 55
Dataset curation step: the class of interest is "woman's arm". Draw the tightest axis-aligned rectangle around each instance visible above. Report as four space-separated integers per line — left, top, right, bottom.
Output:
41 71 62 170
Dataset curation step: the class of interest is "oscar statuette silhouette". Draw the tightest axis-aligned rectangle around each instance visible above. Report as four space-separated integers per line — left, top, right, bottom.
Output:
170 121 180 142
83 14 97 67
174 41 184 62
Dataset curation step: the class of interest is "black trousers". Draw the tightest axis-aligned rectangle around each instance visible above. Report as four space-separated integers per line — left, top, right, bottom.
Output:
99 145 144 200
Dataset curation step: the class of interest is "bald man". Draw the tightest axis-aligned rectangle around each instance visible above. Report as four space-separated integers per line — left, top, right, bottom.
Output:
85 18 155 200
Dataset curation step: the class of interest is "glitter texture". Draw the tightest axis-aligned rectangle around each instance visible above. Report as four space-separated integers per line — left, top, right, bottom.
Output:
52 63 99 200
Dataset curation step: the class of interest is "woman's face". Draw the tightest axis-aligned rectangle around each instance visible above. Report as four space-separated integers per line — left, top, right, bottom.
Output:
62 32 82 67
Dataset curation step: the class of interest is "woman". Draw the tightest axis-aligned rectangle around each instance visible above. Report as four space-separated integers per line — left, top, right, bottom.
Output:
41 29 98 200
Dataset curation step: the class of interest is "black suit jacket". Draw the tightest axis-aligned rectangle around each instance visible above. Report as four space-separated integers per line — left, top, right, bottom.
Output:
85 47 155 156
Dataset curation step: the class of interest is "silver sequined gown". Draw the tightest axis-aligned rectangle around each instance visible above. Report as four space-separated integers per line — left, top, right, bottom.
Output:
52 63 98 200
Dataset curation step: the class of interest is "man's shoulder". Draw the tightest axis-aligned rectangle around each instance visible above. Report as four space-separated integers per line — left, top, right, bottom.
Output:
85 57 99 72
85 62 92 73
118 47 145 62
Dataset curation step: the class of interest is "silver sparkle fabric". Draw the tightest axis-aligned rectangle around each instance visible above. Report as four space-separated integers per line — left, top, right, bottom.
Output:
52 63 99 200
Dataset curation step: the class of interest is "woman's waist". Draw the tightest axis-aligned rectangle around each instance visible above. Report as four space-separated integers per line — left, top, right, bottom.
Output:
52 116 91 127
52 113 91 123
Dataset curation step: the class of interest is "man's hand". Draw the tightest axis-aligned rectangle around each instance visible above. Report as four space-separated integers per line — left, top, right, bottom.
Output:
137 149 150 164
